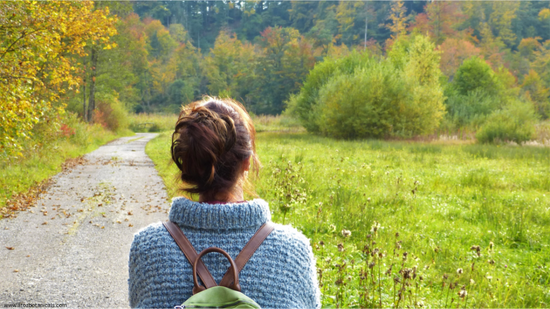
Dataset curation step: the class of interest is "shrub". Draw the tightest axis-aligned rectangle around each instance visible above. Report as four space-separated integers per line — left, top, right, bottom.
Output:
93 93 129 132
476 100 538 144
453 56 500 96
148 123 161 132
445 89 503 127
290 50 374 133
314 62 404 138
291 35 445 139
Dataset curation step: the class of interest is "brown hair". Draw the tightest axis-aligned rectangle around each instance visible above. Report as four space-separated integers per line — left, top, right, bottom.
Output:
171 98 260 200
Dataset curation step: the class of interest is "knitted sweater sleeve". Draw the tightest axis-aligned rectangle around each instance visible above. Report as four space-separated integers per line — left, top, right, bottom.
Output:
272 225 321 309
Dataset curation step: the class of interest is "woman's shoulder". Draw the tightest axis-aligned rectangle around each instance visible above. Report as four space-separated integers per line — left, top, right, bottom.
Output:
130 222 170 250
261 223 315 262
269 223 312 247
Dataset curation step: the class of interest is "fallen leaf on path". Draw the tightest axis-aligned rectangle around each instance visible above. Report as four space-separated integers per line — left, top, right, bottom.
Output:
129 224 133 227
26 255 30 257
128 211 133 215
42 222 48 225
116 220 121 224
13 269 19 272
6 247 14 250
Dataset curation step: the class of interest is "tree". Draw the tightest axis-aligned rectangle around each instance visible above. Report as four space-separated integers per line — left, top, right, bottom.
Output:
521 70 550 118
203 31 257 103
453 56 500 96
386 0 408 47
0 1 116 157
424 1 465 44
438 38 481 79
489 1 520 48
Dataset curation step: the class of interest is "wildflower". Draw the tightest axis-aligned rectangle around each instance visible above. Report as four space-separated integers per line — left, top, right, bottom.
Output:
488 259 495 265
341 229 351 238
367 197 371 203
457 268 463 275
395 232 399 238
403 268 412 279
470 279 475 285
370 221 380 233
325 257 332 263
416 300 424 307
458 287 467 299
489 241 494 250
368 261 376 269
443 273 449 280
319 241 325 247
337 243 344 252
403 252 408 261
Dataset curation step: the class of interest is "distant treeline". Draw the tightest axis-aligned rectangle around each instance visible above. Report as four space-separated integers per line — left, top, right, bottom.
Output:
62 1 550 118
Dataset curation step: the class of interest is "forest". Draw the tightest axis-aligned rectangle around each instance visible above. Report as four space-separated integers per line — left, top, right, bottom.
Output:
2 0 550 158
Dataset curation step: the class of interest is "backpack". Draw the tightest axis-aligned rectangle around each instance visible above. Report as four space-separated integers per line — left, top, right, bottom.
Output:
163 221 274 309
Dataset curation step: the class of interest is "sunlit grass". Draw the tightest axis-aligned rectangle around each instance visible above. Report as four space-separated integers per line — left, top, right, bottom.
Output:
146 131 550 308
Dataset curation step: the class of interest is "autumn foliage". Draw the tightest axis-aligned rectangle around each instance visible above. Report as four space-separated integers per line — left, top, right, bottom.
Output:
0 1 117 157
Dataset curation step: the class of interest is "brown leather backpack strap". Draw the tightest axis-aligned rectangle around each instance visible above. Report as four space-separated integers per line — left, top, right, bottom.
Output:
162 221 217 289
219 222 275 287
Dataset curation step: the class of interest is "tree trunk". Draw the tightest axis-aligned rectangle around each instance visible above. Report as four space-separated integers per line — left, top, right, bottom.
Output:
83 78 87 122
88 46 97 122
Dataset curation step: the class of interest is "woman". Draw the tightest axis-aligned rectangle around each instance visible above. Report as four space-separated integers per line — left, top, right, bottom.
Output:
128 98 320 308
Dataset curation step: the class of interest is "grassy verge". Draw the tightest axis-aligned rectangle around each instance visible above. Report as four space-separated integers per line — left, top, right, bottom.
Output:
0 117 133 216
146 131 550 308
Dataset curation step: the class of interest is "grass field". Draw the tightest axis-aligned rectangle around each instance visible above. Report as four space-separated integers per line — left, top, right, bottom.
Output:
147 131 550 308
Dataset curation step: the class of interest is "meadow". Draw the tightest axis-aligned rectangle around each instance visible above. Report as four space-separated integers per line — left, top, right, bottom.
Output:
147 130 550 308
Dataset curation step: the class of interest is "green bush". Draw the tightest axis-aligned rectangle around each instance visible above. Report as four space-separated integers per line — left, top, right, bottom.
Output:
290 35 445 139
93 93 129 132
314 62 404 138
445 89 503 127
148 123 162 132
476 100 538 144
453 56 501 96
289 50 374 133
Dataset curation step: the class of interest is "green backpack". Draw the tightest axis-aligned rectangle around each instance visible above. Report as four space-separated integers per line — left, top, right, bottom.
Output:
163 221 274 309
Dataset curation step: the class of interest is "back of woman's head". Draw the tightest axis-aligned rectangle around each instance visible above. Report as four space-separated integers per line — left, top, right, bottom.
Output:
171 98 259 199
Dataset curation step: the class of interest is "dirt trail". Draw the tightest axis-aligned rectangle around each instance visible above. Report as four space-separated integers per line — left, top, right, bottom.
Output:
0 133 171 307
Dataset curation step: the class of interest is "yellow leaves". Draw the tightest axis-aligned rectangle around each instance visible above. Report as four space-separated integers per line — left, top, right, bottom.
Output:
0 0 118 157
539 8 550 21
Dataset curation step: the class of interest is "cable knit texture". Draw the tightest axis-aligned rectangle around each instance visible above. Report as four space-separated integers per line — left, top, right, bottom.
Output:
128 197 320 308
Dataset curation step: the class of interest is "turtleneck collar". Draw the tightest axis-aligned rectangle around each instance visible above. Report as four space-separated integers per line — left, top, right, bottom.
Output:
168 197 271 230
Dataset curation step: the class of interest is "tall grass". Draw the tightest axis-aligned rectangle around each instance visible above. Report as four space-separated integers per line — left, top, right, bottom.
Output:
128 113 178 133
146 132 550 308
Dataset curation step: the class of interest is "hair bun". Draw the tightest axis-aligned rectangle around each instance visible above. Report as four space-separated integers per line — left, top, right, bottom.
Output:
171 98 259 200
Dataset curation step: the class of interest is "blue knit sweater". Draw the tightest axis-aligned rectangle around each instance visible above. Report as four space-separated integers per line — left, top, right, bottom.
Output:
128 198 320 308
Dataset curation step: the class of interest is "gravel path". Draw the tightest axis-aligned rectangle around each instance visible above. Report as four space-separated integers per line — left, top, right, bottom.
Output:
0 133 171 308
